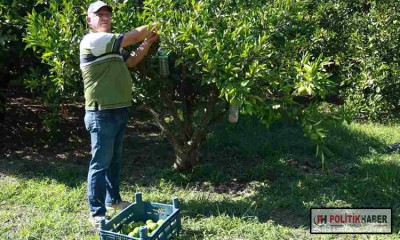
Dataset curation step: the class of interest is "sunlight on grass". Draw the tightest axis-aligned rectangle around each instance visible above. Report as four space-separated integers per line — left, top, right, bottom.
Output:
1 120 400 239
0 175 95 239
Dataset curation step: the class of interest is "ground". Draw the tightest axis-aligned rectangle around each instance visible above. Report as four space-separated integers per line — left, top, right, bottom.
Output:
1 88 399 239
0 88 272 195
0 88 172 182
0 88 89 165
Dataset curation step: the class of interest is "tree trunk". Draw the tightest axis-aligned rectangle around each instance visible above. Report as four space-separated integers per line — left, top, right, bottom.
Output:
173 145 200 172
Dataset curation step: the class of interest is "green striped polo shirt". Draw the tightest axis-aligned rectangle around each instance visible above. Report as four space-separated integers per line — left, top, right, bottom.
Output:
80 31 132 110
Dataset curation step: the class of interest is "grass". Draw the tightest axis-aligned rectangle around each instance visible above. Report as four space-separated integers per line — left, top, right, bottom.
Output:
1 115 400 239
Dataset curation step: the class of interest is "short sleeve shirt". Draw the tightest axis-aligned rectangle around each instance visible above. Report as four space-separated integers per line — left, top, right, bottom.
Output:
79 32 132 110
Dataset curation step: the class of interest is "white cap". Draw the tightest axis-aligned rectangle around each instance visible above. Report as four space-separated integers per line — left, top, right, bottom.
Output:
87 1 112 15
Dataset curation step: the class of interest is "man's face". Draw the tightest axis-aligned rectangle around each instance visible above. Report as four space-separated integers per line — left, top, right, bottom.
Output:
87 7 111 32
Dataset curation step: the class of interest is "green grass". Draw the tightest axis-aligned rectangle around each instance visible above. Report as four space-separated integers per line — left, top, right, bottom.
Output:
1 116 400 239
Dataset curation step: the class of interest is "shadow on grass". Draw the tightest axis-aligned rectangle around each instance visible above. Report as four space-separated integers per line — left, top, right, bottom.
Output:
0 153 87 188
0 114 171 188
131 115 399 231
1 107 399 232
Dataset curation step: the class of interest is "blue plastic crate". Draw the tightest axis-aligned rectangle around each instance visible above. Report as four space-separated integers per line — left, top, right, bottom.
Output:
99 192 181 240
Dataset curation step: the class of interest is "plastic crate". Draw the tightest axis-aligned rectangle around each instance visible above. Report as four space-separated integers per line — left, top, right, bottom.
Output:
99 192 181 240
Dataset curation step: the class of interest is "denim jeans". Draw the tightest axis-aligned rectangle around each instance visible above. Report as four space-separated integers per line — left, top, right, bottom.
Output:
84 107 129 217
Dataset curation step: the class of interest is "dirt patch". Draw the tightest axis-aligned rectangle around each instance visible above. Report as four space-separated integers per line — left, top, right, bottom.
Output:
0 89 90 165
0 88 164 171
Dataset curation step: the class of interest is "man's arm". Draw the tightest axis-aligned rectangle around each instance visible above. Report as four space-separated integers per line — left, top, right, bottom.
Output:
121 23 157 48
125 32 159 68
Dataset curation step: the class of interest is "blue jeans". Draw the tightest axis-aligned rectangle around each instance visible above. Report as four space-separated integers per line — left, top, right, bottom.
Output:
84 107 129 217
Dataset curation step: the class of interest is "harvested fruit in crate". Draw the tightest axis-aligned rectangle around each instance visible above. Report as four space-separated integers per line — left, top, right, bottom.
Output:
99 192 181 240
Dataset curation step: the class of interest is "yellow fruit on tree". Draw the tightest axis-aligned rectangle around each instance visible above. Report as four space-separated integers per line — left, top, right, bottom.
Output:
298 86 307 95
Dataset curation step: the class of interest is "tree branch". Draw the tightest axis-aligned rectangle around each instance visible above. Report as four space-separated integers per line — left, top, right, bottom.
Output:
143 104 182 147
191 87 221 147
160 89 185 132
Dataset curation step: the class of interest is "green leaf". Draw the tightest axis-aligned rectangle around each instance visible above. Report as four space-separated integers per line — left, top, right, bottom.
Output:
241 80 250 87
42 52 54 58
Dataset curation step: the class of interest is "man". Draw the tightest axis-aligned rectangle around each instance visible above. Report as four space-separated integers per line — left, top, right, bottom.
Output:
79 1 158 227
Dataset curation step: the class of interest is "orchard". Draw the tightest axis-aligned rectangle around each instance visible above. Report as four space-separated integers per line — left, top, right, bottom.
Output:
24 0 345 170
2 0 400 239
2 0 400 169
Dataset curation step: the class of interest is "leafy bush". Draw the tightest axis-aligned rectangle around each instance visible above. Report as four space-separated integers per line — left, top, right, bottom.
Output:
343 1 400 121
308 0 400 121
24 0 340 169
0 0 42 120
130 0 338 169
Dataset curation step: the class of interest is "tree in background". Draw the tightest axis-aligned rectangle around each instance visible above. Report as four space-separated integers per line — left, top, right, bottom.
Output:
135 0 340 170
309 0 400 121
0 0 44 121
25 0 343 171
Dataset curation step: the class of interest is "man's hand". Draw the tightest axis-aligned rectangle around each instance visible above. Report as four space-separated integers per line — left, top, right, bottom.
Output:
144 31 159 44
125 31 159 68
121 22 159 48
